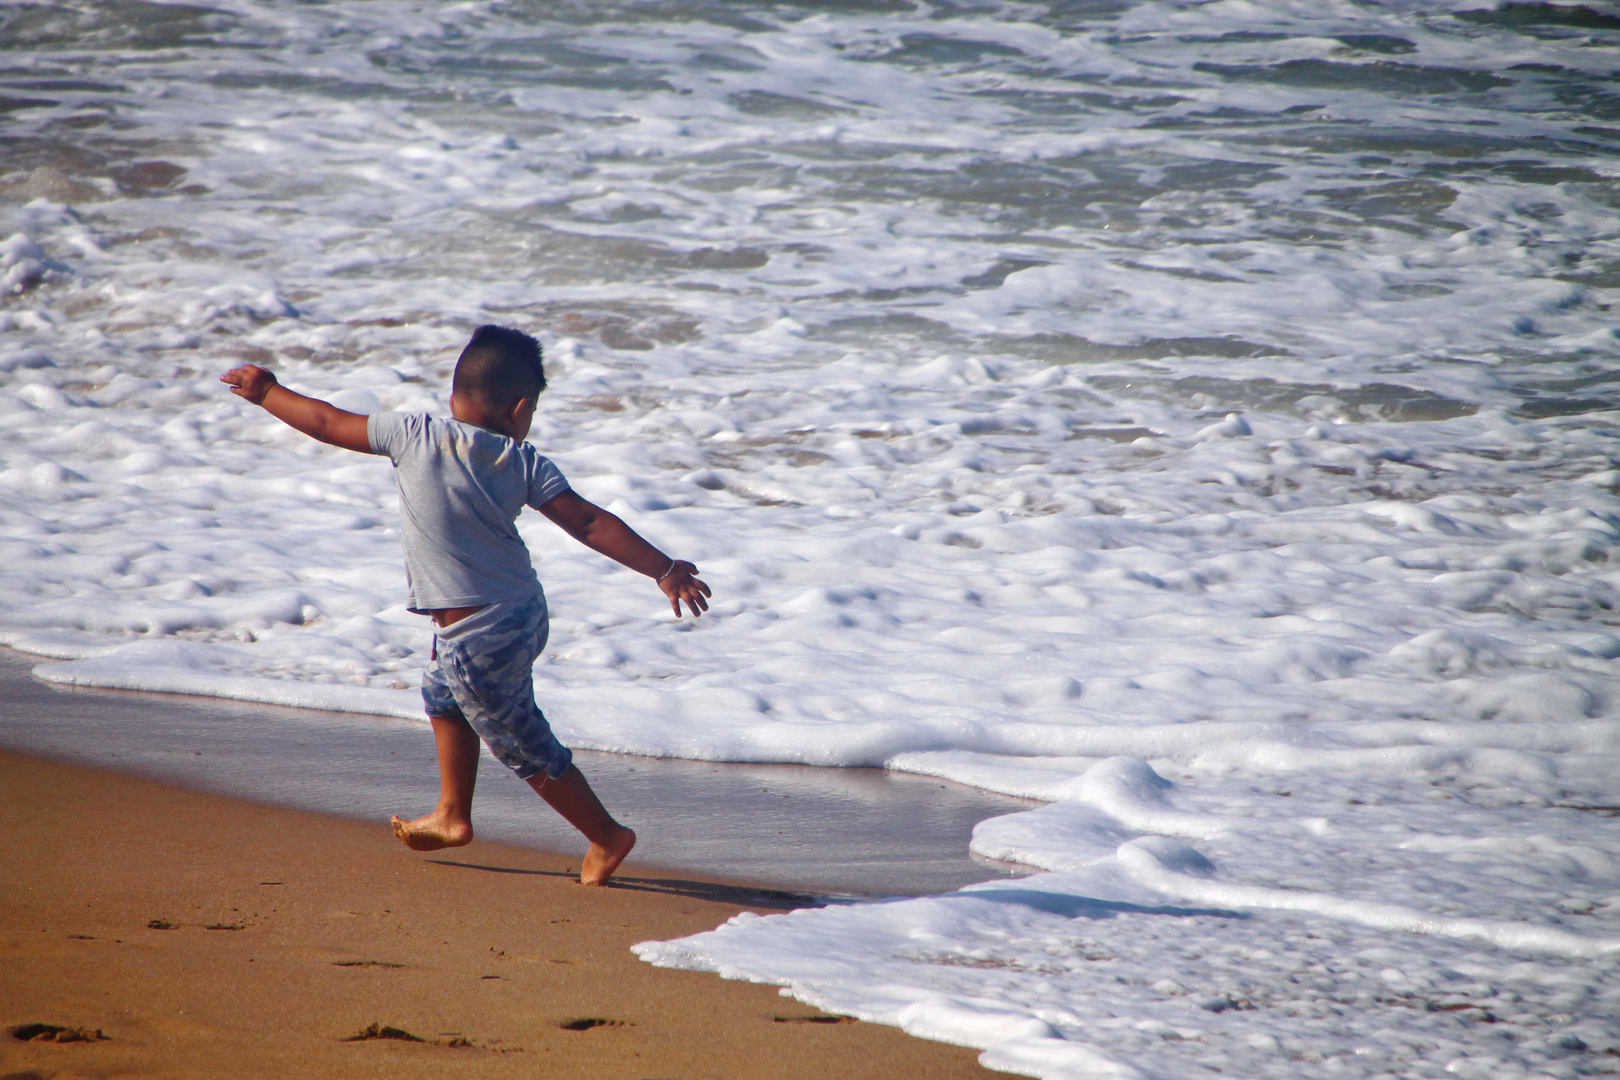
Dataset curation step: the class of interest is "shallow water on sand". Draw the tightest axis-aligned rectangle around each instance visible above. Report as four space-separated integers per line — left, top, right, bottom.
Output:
0 648 1035 898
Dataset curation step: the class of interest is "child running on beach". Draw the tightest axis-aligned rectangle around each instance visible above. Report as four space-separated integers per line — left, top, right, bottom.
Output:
221 325 709 886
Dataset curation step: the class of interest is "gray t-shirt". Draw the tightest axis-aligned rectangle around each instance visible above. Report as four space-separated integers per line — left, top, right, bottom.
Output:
368 412 570 611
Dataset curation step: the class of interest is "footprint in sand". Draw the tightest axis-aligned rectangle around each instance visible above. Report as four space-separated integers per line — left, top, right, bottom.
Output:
558 1018 625 1031
773 1014 853 1025
12 1023 110 1043
342 1023 476 1048
343 1023 423 1043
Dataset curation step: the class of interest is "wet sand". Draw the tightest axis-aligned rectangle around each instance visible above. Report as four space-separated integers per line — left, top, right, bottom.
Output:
0 647 1035 898
0 749 998 1079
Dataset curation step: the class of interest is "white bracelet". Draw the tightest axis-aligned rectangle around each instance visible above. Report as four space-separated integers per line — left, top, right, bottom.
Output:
655 559 677 582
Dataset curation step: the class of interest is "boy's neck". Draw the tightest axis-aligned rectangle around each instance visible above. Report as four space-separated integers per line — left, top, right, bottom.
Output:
454 414 507 437
448 391 535 442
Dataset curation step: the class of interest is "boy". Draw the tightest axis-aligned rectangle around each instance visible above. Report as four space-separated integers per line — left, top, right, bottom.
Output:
221 325 709 886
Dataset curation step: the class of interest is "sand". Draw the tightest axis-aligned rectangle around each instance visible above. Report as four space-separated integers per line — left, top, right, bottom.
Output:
0 750 996 1079
0 647 1036 899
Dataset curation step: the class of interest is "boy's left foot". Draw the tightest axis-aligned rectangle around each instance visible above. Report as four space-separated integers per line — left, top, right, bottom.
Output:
390 813 473 851
580 826 635 887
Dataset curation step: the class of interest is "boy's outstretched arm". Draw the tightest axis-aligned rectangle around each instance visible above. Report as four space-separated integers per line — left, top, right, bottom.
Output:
539 490 711 618
221 364 375 455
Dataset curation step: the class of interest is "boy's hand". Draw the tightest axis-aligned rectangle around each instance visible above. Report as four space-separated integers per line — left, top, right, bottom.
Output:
658 561 711 618
221 364 278 405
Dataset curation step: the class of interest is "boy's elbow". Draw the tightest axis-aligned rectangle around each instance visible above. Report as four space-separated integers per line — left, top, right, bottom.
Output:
576 511 624 547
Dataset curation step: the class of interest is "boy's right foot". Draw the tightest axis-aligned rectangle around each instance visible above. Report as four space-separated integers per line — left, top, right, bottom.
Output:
580 826 636 887
390 813 473 851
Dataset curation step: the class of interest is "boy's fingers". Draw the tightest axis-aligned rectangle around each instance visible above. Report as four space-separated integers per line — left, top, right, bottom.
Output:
659 565 710 618
220 364 277 406
673 584 707 618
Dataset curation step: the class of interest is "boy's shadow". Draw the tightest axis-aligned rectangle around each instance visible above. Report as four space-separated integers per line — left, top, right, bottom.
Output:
426 858 822 911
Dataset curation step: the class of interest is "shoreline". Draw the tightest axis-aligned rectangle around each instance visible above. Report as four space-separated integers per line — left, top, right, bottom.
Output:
0 748 998 1079
0 646 1036 899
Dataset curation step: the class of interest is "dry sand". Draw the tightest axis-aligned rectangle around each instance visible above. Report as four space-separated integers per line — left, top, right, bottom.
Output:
0 750 996 1079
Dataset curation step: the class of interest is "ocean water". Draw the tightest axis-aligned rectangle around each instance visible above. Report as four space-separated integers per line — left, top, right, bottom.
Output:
3 1 1620 1077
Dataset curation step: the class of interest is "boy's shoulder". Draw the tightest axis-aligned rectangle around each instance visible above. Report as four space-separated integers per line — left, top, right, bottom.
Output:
372 410 486 447
369 409 429 458
373 411 554 467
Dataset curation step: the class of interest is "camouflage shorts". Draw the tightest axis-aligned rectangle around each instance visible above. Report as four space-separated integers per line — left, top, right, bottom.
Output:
421 592 572 781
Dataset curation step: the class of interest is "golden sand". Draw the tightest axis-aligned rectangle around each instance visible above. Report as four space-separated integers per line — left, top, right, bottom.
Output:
0 750 994 1079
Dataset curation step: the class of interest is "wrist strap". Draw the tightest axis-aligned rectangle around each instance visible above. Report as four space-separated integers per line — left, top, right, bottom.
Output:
655 559 677 582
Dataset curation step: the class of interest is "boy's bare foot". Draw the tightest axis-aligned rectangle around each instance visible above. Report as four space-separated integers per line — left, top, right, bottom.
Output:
580 826 635 887
390 813 473 851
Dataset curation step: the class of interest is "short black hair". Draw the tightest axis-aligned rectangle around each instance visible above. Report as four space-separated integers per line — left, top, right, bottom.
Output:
452 325 545 410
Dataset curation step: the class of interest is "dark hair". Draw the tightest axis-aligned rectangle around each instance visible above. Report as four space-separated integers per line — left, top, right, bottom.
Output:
452 325 545 410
